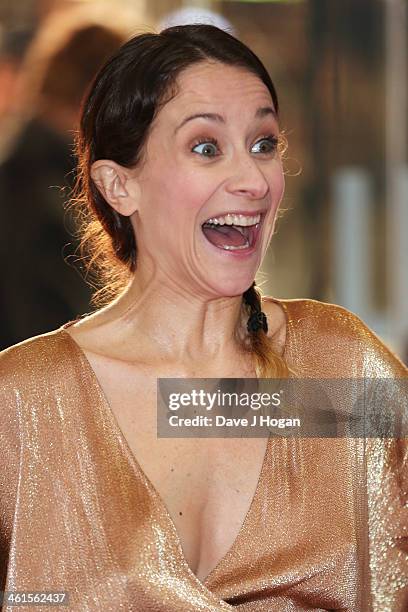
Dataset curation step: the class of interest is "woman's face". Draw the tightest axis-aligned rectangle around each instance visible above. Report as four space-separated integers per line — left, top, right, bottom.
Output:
130 60 285 298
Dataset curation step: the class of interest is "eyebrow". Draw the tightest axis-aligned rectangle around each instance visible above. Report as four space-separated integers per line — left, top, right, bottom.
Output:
174 106 277 134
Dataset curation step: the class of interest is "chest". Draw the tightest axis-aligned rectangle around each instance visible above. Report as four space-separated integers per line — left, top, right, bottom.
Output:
85 354 268 583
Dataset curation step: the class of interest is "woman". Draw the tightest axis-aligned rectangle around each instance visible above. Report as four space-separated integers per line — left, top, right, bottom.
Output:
0 25 407 611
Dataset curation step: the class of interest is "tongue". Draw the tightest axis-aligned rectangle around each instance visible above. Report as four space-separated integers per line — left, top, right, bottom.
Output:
202 224 248 248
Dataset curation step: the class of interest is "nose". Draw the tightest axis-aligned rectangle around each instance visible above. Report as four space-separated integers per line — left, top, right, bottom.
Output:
225 153 270 200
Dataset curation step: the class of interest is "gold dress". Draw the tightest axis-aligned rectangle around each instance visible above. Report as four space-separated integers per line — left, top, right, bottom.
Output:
0 298 407 611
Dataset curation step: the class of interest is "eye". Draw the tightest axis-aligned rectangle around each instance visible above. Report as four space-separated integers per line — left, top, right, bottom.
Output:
251 136 279 155
191 137 219 157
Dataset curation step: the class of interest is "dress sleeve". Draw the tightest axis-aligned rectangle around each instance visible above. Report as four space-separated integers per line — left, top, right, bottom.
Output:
0 344 24 595
358 323 408 611
367 436 408 611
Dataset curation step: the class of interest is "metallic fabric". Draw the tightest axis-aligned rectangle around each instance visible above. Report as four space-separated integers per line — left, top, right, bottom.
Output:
0 298 407 611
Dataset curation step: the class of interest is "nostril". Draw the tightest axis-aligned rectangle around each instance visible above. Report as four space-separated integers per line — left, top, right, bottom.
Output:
226 166 269 199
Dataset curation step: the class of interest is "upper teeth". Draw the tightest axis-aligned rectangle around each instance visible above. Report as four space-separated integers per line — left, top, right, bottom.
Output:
205 213 261 226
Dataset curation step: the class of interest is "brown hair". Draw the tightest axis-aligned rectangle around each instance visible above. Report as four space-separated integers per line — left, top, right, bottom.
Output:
73 24 293 378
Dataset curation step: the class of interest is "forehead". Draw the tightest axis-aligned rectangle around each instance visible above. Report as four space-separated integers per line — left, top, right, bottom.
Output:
159 61 275 122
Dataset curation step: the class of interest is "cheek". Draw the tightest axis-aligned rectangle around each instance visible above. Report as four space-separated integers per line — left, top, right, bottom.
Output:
269 164 285 208
161 166 216 217
137 162 215 249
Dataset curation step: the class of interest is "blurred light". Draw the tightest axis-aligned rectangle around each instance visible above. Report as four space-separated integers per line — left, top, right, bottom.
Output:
331 168 373 322
159 7 235 34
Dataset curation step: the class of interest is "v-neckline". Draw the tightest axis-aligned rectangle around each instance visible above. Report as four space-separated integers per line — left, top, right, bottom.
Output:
57 297 293 595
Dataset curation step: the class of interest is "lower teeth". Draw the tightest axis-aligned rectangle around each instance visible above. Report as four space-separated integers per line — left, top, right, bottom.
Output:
221 241 250 251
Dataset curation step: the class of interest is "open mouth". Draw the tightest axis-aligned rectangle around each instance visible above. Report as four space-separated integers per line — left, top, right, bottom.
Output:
201 212 263 252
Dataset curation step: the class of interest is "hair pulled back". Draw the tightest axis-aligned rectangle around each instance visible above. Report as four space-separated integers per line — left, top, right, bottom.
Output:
73 24 292 378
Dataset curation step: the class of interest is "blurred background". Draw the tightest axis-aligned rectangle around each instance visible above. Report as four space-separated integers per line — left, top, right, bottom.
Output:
0 0 407 363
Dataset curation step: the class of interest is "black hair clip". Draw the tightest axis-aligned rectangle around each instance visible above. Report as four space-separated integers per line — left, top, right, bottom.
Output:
247 310 268 333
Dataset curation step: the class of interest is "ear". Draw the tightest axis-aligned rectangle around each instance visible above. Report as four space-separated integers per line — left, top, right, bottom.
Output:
90 159 140 216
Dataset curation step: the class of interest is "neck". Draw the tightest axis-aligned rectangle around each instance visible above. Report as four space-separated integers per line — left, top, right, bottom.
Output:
90 271 249 368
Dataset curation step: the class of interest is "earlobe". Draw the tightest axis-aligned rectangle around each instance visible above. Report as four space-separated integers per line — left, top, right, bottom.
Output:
90 160 139 216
